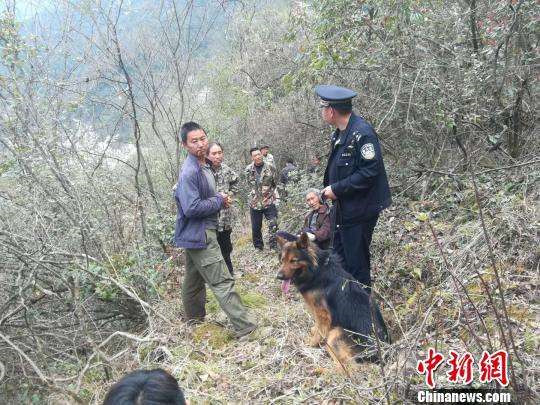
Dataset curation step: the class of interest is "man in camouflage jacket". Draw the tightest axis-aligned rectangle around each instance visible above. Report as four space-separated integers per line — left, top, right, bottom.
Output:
245 147 279 250
208 141 239 275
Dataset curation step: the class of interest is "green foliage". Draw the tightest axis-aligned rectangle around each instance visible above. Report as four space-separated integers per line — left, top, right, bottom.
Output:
0 1 537 401
0 157 15 176
205 291 220 314
0 11 23 63
238 288 267 309
279 0 537 160
279 170 324 231
84 252 164 306
147 213 177 245
192 323 232 349
523 329 538 355
3 383 46 404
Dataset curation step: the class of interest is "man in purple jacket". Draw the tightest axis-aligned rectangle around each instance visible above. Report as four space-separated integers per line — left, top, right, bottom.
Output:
174 122 256 338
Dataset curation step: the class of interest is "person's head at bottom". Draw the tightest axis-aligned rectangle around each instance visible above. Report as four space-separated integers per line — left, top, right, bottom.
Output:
103 368 186 405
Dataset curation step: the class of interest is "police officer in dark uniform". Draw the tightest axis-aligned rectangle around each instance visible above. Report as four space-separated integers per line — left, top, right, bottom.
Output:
317 85 391 292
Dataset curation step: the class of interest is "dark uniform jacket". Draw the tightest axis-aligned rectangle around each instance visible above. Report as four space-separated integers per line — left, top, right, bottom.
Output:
323 113 391 224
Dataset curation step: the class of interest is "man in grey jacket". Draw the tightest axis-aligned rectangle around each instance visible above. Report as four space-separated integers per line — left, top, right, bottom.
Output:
174 122 256 338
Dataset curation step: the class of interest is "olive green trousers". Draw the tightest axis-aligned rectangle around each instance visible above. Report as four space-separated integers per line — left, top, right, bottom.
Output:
182 229 255 332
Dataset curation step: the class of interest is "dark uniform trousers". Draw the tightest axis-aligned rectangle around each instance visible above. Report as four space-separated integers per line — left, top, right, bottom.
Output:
217 229 234 275
250 204 278 249
332 214 379 292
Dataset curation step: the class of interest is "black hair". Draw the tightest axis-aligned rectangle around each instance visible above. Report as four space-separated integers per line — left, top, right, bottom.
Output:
331 104 353 115
103 369 186 405
180 121 204 143
286 158 294 164
249 147 260 155
207 141 224 154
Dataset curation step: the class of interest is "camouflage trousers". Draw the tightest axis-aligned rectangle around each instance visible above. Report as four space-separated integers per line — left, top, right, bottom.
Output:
182 229 255 332
250 204 278 250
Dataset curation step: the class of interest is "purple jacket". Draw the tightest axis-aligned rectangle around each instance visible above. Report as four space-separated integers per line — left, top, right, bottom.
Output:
174 154 224 249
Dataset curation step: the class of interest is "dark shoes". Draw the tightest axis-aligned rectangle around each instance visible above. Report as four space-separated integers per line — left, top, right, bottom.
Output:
185 317 205 325
233 324 257 339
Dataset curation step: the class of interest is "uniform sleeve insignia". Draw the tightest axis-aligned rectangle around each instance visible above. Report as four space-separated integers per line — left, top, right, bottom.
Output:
361 143 376 160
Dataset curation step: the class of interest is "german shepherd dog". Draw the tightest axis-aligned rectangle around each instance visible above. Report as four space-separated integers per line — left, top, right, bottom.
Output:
276 232 390 372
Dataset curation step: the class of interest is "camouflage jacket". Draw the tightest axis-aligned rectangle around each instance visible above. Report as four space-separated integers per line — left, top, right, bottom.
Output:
213 163 239 231
244 161 278 210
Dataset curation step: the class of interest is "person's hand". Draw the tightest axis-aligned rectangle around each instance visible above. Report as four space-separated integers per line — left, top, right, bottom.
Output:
322 186 337 201
220 193 232 208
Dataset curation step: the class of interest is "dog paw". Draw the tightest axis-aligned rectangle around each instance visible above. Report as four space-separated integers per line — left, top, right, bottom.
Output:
334 362 359 376
307 336 322 347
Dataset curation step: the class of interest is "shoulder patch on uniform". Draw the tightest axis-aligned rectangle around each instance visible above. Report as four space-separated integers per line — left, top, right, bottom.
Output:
361 143 376 160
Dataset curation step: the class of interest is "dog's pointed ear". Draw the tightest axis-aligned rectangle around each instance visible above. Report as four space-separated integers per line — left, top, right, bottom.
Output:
297 232 309 249
276 231 297 248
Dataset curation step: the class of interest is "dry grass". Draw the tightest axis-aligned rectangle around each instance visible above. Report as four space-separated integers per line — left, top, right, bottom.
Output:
85 242 397 403
79 170 539 404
